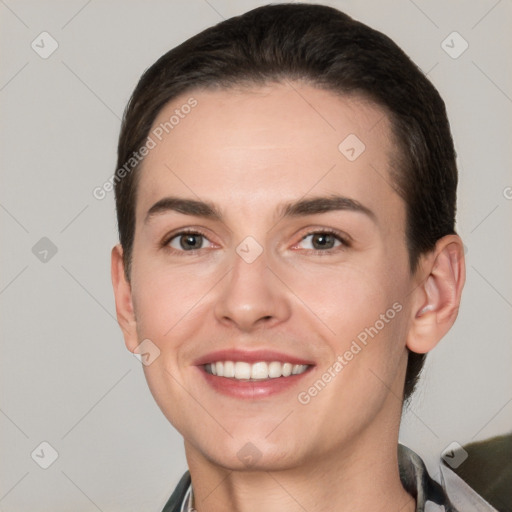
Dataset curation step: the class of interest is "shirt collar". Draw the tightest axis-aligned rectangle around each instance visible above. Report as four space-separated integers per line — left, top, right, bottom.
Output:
180 483 195 512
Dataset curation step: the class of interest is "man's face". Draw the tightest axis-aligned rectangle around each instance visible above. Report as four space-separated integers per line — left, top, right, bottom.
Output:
127 83 417 470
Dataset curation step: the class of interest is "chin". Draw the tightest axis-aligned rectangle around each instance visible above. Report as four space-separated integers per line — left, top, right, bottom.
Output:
190 436 304 472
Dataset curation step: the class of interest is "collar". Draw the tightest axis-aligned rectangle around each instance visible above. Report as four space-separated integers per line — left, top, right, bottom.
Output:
180 483 194 512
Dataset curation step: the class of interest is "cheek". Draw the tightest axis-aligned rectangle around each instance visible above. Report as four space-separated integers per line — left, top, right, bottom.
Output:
287 259 401 336
285 257 411 398
130 258 212 339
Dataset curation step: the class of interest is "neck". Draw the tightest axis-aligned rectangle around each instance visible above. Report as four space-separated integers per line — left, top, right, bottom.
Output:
184 409 415 512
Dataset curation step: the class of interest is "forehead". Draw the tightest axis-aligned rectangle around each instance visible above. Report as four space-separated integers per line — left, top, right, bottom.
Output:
135 82 403 227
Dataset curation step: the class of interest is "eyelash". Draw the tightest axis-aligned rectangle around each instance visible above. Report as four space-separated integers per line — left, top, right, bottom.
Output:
161 227 351 257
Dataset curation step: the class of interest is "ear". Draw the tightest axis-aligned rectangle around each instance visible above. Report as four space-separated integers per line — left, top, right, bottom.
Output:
406 235 466 354
111 244 139 353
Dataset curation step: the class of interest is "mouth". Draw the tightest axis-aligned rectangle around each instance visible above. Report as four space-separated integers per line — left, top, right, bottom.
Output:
195 350 314 399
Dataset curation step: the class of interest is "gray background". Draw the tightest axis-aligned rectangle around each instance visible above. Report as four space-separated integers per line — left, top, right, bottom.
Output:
1 0 511 510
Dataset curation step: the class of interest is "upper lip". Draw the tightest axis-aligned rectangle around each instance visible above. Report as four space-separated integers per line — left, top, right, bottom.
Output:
193 349 315 366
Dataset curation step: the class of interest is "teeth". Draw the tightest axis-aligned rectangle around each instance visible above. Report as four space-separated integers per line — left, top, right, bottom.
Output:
292 364 304 375
251 362 268 379
205 361 309 380
224 360 235 378
234 361 251 379
268 361 282 378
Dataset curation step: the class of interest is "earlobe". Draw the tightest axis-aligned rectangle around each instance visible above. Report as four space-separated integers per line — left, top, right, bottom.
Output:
407 235 466 354
111 244 139 353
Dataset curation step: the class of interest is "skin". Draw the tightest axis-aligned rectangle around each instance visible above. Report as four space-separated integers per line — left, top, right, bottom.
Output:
112 82 465 512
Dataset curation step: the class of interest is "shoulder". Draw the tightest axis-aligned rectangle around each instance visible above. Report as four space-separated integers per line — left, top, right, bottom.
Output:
399 443 501 512
439 434 511 511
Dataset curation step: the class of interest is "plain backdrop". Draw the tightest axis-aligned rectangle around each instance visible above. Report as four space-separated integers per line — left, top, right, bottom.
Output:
1 0 511 510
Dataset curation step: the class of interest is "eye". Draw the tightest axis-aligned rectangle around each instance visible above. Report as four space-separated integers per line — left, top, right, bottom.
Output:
295 230 347 252
166 231 213 252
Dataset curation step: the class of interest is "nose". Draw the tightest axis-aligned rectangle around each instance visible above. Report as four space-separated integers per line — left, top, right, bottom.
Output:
213 245 292 332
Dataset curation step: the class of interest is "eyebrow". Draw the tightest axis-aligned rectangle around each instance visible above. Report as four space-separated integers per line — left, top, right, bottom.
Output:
144 194 376 224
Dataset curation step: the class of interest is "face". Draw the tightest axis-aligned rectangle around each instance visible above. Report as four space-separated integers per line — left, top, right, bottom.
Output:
124 83 418 470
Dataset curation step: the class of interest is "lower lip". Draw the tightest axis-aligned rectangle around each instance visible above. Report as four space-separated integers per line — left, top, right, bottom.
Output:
198 366 313 399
